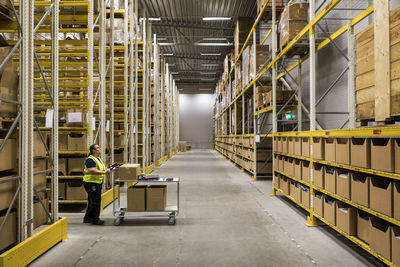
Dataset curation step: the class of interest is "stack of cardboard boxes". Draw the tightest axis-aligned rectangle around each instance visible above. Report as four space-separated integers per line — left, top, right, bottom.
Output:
127 185 167 212
178 141 187 152
255 86 296 110
279 1 309 50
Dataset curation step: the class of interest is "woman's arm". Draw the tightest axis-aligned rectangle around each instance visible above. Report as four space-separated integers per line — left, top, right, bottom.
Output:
87 167 110 175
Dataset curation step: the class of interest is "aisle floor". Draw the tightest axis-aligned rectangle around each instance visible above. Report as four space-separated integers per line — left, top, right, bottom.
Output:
32 149 381 267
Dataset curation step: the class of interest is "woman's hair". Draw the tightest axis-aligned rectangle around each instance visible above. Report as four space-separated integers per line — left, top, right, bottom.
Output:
89 144 97 156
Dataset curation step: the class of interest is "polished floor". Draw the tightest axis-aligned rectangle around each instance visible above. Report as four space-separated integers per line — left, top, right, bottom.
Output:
32 149 381 267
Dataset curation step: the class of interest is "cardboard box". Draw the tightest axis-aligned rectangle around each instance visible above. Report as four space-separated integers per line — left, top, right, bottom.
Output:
114 134 125 147
312 137 324 160
294 137 302 156
67 158 85 175
287 137 295 155
290 180 301 203
301 137 310 157
273 174 280 188
287 157 294 176
371 138 394 173
178 141 187 152
293 159 302 179
313 164 324 189
234 18 253 60
34 131 48 158
336 169 350 199
394 182 400 221
0 211 17 251
66 110 87 127
370 177 393 217
324 138 336 162
280 176 290 195
324 166 336 194
276 137 282 153
281 2 309 21
350 138 371 168
301 186 310 209
302 161 310 183
118 164 141 181
0 175 16 211
273 154 280 171
392 226 400 266
34 197 49 229
51 134 68 151
281 137 288 154
66 181 87 200
336 202 356 235
0 138 16 171
357 211 371 244
127 185 146 211
323 196 336 226
313 192 324 217
34 159 47 191
335 138 350 165
114 152 124 163
350 173 369 207
67 134 87 151
47 181 66 200
395 139 400 174
58 158 67 176
370 217 391 261
0 47 18 117
146 185 167 211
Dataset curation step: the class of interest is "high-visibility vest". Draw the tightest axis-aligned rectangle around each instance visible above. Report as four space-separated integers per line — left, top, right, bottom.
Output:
83 155 106 184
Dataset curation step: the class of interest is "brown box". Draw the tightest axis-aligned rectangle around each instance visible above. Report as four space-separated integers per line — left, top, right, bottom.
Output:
357 211 371 244
301 161 310 183
395 139 400 174
336 202 357 235
34 131 48 158
274 154 280 171
0 47 18 117
281 137 288 154
280 20 308 50
66 110 87 127
312 137 324 160
0 138 16 171
66 181 87 200
394 182 400 221
274 137 279 152
371 138 394 173
127 185 146 211
279 155 285 172
273 174 280 188
34 159 47 191
51 134 68 151
370 217 391 261
0 211 17 251
290 180 301 203
146 185 167 211
287 137 295 155
335 138 350 165
313 164 324 189
282 2 309 20
392 226 400 266
234 18 253 60
67 158 85 175
370 177 393 217
34 197 49 229
301 137 310 157
178 141 187 152
293 159 302 180
118 163 141 181
48 181 66 200
287 157 294 176
114 152 124 163
0 175 16 211
323 196 336 226
336 169 350 199
324 138 336 162
350 173 369 207
294 137 302 156
313 192 324 217
67 134 87 151
301 186 310 209
280 176 290 195
324 166 336 194
58 158 67 176
350 138 371 168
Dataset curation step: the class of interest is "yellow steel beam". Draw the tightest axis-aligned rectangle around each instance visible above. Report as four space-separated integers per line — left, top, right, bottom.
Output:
100 186 119 212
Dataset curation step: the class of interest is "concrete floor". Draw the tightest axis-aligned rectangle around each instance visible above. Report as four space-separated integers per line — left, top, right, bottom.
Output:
32 149 382 267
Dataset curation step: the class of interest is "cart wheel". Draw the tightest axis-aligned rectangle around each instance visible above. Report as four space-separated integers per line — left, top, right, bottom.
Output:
114 217 123 226
168 216 176 225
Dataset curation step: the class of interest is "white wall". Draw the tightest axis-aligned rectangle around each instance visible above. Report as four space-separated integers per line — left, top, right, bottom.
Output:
179 94 215 149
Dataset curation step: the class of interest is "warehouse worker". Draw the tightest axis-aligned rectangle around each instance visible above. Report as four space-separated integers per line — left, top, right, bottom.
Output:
83 144 110 225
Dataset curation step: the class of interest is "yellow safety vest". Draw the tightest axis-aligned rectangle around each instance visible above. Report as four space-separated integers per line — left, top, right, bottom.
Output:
83 155 106 184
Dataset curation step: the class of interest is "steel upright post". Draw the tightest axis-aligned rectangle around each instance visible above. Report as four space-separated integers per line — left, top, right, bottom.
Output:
123 0 129 162
129 0 135 163
88 0 94 144
270 0 277 195
347 0 356 128
99 0 106 164
110 0 115 174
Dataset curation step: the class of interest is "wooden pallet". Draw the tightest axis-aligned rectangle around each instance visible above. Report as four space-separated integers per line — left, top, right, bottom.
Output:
356 116 400 127
257 5 285 21
0 116 17 129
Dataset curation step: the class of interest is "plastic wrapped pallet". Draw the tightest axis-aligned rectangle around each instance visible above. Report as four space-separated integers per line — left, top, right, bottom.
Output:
279 1 309 50
249 45 269 79
234 18 253 60
242 46 250 87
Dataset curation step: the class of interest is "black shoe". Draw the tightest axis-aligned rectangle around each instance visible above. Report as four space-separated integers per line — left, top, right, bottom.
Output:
92 219 104 225
83 218 91 224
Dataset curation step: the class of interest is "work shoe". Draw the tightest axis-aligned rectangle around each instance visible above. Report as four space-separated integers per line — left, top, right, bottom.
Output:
92 219 104 225
83 218 91 224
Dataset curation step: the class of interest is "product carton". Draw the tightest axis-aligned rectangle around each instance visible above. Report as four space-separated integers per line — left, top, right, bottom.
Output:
66 110 87 127
336 169 350 199
58 158 67 176
294 137 302 156
350 138 371 168
127 185 146 211
312 137 324 160
293 159 302 179
280 176 290 195
395 139 400 174
0 47 18 117
286 157 294 176
392 226 400 266
290 180 301 203
281 137 288 154
67 158 85 175
324 166 336 194
0 138 16 171
324 138 336 162
0 211 17 251
313 192 324 217
357 211 371 244
146 185 167 211
301 186 310 209
66 181 87 200
34 131 48 158
34 159 47 191
118 164 141 181
371 138 394 172
313 164 324 189
0 175 16 211
323 196 336 226
301 137 310 157
335 138 350 165
178 141 187 152
350 173 369 207
370 217 391 261
273 174 280 188
34 197 49 229
336 203 356 235
234 18 253 60
301 161 310 183
67 134 87 151
369 177 393 217
287 137 295 155
394 182 400 221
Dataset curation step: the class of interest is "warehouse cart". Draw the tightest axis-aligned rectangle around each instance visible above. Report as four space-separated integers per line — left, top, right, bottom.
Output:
112 175 180 226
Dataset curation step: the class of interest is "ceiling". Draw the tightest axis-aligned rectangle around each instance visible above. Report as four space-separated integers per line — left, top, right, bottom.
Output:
138 0 257 94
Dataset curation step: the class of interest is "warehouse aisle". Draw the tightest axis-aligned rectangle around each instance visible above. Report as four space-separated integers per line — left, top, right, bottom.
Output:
32 150 379 267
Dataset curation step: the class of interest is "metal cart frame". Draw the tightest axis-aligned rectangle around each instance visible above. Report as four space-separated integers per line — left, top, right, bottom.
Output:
112 177 180 226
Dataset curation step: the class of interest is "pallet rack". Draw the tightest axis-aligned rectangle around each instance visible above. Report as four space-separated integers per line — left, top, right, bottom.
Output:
214 0 400 266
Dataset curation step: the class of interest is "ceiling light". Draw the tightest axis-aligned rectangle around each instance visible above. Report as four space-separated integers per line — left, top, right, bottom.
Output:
201 78 216 81
201 63 220 67
196 43 232 46
157 37 167 40
203 17 231 21
203 38 227 41
200 53 221 56
158 43 175 46
163 53 174 56
149 17 161 21
171 72 179 74
168 64 176 66
199 88 212 91
200 72 216 75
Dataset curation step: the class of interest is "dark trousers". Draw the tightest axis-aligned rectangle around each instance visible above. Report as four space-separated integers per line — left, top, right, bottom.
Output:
84 182 102 222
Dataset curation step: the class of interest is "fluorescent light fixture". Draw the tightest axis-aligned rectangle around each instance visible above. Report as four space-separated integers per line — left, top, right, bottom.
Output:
201 63 219 67
199 88 212 91
157 37 167 40
200 53 221 56
201 78 216 81
163 53 174 56
200 72 216 75
171 72 179 74
203 38 227 41
158 43 175 46
168 64 176 66
203 17 231 21
196 43 232 46
149 17 161 21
